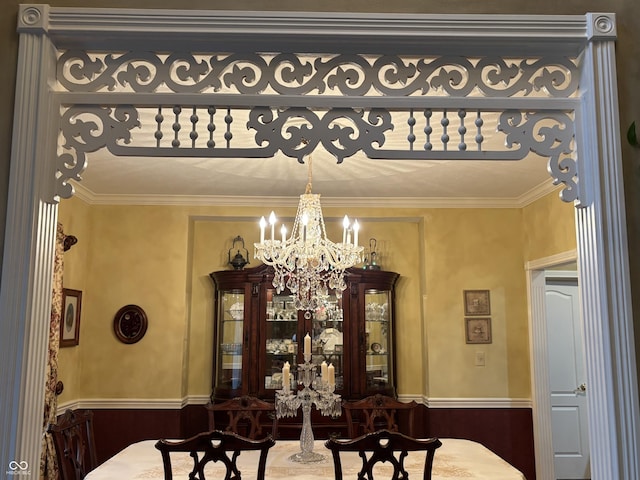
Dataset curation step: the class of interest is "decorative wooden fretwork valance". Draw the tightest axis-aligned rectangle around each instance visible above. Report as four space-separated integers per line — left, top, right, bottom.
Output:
56 51 580 202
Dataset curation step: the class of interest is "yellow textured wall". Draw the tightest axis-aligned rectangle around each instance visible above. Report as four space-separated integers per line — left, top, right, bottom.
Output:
57 191 575 404
57 196 91 403
424 208 529 398
59 203 197 400
522 188 577 261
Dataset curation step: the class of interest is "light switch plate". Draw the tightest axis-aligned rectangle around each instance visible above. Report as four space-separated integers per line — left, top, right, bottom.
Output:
475 351 486 366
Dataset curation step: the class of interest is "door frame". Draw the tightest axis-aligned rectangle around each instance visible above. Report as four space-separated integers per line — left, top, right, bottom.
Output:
2 7 639 478
526 252 583 479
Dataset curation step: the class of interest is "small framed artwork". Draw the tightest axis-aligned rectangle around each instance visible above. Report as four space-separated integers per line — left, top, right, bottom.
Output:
60 288 82 347
465 317 492 344
463 289 491 316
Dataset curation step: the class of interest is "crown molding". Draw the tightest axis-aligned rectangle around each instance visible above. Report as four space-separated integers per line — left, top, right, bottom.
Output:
17 5 600 57
70 179 557 209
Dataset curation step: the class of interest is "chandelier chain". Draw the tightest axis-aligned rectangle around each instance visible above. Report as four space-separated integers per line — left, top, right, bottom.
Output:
305 155 313 194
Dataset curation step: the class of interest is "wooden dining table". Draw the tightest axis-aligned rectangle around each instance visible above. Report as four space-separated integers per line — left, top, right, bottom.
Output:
84 437 526 479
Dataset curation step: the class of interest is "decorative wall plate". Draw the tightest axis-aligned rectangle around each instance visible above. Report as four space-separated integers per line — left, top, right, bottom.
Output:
318 328 343 352
113 304 148 344
228 302 244 320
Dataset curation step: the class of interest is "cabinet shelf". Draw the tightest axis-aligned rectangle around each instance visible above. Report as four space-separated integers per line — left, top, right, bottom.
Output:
266 352 297 358
221 361 242 368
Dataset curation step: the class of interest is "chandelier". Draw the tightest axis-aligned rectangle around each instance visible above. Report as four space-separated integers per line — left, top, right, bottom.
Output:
254 154 363 315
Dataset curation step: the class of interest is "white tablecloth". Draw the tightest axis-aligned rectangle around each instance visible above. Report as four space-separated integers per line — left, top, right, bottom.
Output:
85 438 526 480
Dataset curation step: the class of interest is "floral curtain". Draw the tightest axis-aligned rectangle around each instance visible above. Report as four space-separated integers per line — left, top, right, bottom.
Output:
41 223 65 479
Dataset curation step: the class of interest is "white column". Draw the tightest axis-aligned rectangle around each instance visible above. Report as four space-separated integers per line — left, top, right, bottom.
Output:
0 5 58 476
575 13 640 479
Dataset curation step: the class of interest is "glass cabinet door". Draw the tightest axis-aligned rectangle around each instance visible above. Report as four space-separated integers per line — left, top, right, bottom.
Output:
311 293 344 390
216 290 245 392
263 289 298 391
365 289 392 391
262 289 345 392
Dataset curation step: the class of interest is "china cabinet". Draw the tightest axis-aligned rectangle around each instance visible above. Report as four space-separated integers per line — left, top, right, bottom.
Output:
209 264 399 402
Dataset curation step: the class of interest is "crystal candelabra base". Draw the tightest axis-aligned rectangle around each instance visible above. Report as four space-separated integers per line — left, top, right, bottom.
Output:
289 451 326 463
275 356 341 464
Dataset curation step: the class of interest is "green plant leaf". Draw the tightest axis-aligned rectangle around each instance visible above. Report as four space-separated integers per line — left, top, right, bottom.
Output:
628 121 639 147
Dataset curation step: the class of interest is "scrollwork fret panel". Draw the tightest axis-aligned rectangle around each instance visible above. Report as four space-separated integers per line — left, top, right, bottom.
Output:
57 103 577 200
56 51 579 98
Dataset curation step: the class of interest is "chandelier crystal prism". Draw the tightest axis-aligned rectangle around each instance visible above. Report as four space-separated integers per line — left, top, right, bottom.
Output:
254 155 364 314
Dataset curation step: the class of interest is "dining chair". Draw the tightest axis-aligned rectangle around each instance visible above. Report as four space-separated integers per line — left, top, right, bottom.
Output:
155 430 275 480
342 394 418 438
325 429 442 480
47 409 98 480
205 395 278 439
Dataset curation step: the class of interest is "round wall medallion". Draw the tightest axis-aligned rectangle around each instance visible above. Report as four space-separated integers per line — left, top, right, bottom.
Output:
113 304 148 344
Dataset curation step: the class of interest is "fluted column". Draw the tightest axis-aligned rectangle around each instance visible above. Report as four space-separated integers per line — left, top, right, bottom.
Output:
0 4 58 476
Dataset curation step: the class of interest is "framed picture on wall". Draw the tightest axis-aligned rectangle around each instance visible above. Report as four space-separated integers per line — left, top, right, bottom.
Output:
463 289 491 316
60 288 82 347
465 317 492 344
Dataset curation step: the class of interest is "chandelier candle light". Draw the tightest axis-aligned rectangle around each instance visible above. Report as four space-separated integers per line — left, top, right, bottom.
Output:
275 332 341 463
254 153 364 315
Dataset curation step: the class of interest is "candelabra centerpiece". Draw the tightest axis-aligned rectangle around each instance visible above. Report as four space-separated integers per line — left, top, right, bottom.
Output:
275 334 341 463
254 152 363 316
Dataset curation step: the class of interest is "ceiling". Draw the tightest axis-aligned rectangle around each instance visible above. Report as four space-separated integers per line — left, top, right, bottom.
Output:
73 148 557 208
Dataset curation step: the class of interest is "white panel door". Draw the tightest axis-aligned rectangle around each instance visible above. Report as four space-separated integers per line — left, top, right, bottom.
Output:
546 279 590 479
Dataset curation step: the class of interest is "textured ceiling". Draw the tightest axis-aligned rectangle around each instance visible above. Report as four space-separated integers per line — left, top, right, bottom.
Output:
75 145 556 207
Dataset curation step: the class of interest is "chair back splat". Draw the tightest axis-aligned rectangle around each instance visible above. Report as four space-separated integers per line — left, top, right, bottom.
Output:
342 394 418 438
325 429 442 480
47 409 98 480
155 430 275 480
205 395 278 439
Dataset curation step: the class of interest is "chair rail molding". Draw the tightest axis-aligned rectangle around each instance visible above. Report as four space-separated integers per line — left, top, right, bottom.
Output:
2 6 637 479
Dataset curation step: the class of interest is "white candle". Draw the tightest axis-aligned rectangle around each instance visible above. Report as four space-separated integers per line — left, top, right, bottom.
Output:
269 211 277 241
281 224 287 243
342 215 349 244
321 361 328 382
353 220 360 246
282 361 290 392
259 216 267 243
328 363 335 386
304 333 311 357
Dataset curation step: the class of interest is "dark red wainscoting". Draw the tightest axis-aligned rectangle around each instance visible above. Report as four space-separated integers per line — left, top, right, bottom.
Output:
428 407 535 480
91 408 183 464
86 404 534 480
